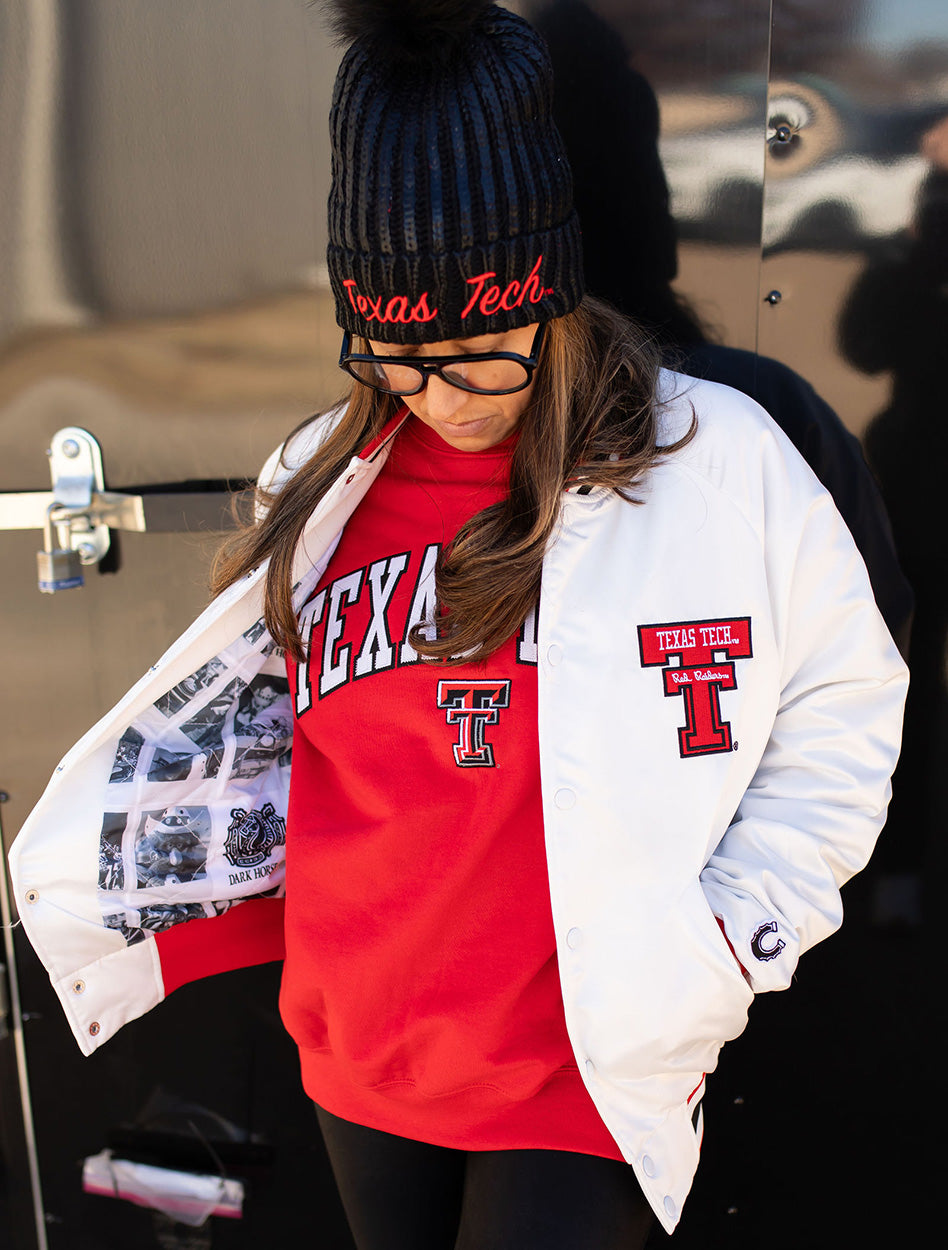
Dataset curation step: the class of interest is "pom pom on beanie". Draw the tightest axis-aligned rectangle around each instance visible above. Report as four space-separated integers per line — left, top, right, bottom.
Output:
324 0 493 68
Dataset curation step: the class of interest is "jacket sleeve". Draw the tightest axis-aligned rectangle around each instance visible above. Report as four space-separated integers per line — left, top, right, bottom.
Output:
700 438 908 994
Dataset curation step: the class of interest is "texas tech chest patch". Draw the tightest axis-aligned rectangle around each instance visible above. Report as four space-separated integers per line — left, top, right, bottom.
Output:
638 617 752 758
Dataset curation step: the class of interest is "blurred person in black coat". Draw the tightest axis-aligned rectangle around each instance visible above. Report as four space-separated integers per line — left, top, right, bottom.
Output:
838 114 948 933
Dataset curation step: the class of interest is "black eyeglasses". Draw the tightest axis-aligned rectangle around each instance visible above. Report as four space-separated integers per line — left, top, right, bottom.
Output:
339 324 545 397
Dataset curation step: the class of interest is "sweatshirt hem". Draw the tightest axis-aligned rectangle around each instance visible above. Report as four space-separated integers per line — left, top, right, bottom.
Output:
298 1050 625 1159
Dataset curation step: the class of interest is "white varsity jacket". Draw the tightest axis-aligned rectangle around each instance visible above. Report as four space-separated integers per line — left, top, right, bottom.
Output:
8 371 907 1232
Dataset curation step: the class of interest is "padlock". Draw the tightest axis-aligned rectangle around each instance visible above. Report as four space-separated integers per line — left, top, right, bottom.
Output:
38 502 86 593
37 546 85 593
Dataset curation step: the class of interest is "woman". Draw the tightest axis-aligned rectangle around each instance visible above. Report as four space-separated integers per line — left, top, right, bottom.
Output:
9 4 907 1247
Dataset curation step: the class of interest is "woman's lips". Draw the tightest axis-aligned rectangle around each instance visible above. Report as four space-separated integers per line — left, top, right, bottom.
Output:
435 415 491 437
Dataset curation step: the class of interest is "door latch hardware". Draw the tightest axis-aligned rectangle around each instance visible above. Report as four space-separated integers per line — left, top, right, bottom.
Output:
1 427 246 592
36 429 113 590
29 429 146 593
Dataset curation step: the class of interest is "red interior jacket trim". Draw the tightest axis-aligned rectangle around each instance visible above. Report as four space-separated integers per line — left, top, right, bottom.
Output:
155 897 286 997
358 408 410 461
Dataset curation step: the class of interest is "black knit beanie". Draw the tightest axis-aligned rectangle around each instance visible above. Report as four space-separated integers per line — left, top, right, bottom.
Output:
325 0 584 344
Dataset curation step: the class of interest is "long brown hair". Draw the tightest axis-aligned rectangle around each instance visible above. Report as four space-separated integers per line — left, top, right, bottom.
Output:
211 296 693 663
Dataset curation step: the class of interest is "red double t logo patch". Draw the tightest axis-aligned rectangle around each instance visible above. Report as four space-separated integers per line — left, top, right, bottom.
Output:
437 679 511 767
638 618 752 757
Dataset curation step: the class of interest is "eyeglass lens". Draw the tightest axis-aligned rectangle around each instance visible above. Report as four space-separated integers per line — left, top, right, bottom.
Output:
347 355 531 395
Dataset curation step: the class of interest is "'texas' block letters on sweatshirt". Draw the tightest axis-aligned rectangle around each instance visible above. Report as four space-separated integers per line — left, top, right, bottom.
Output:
292 544 539 717
292 544 540 769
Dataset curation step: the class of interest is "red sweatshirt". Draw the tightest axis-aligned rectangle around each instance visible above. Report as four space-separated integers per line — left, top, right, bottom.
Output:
279 414 622 1157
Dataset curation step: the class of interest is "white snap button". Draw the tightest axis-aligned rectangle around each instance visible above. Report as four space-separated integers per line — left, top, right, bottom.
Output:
663 1196 677 1219
585 1058 595 1076
546 644 563 666
554 788 576 810
566 927 582 949
642 1156 656 1178
72 980 85 995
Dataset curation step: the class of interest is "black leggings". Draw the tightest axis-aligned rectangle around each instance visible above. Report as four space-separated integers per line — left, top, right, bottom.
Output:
315 1106 656 1250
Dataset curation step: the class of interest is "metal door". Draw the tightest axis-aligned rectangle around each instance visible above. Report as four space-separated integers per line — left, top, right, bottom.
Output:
2 2 943 1246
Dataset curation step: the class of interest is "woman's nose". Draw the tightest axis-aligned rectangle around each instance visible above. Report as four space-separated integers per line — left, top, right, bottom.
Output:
422 374 468 420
